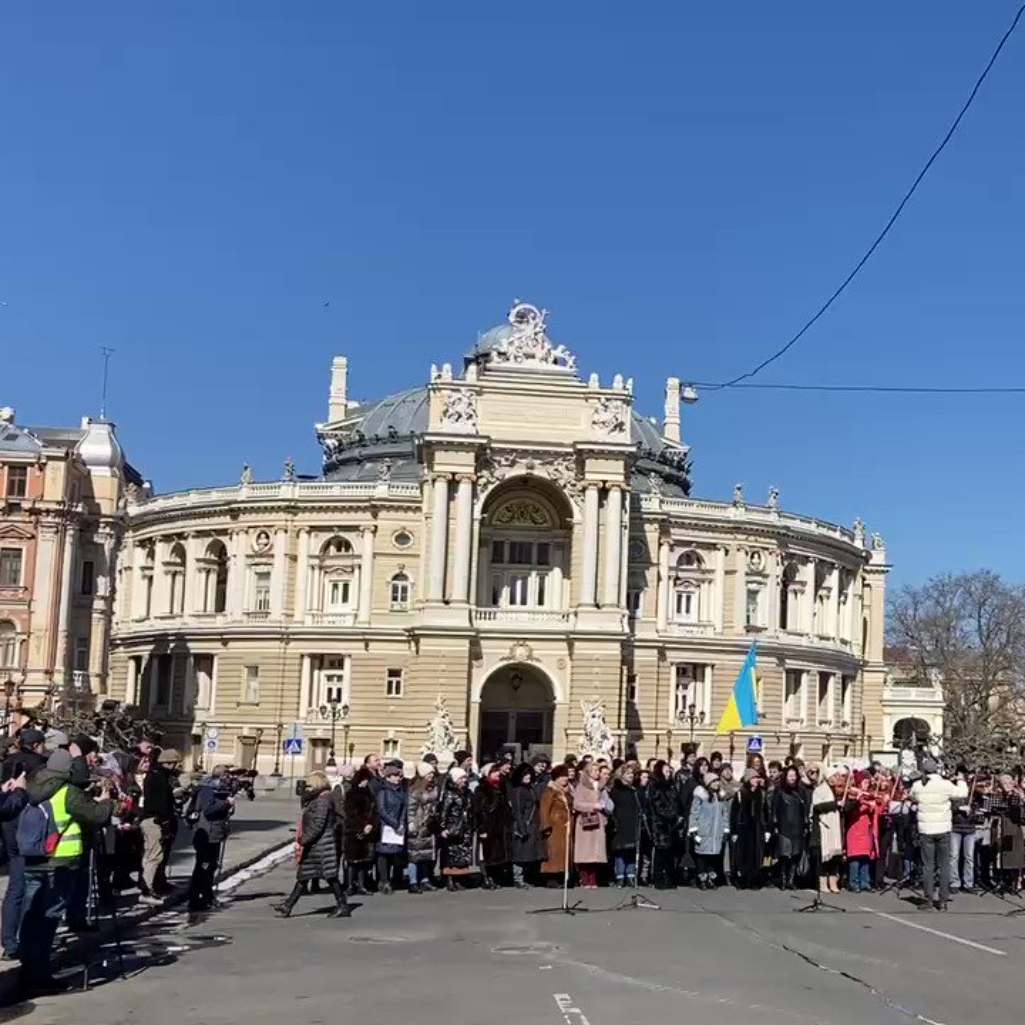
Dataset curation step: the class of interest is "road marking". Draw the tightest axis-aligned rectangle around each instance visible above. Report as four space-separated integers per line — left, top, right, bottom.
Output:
861 907 1006 956
553 993 593 1025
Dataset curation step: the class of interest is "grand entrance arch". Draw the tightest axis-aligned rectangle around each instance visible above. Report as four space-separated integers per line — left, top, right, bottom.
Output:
477 663 555 762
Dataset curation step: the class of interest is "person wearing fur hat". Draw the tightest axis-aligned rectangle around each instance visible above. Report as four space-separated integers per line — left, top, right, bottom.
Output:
276 771 350 919
539 765 573 885
510 763 543 888
406 763 440 894
732 769 768 889
474 764 512 888
375 761 408 894
530 754 552 800
439 768 474 890
343 767 378 895
646 761 678 889
809 765 843 894
688 772 727 888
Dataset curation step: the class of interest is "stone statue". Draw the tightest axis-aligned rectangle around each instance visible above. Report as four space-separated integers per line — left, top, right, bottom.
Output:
239 463 254 486
767 486 779 510
578 698 615 759
733 483 744 505
422 696 458 763
871 532 885 551
282 456 295 482
853 518 865 546
377 458 393 481
440 390 478 433
488 300 576 370
591 397 628 438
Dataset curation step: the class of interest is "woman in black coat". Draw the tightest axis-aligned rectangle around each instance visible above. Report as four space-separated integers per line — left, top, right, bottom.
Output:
276 771 350 918
439 769 474 891
772 766 809 890
647 761 679 889
609 765 640 886
474 766 512 888
510 763 543 887
732 770 768 889
406 765 440 894
343 767 378 895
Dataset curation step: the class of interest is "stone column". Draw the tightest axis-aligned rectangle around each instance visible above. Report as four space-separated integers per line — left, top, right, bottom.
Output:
272 528 288 618
656 536 670 631
357 524 376 624
580 483 600 607
299 654 312 716
229 530 246 617
54 524 77 682
733 547 747 632
295 528 310 622
601 485 623 606
427 475 450 602
185 535 204 616
804 559 816 635
450 475 474 603
714 545 726 632
827 564 840 639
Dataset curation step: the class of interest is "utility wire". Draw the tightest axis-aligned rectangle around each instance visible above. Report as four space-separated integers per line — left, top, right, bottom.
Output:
709 4 1025 391
693 381 1025 395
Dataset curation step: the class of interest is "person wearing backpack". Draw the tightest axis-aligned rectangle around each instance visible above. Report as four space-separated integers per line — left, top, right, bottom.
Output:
0 728 46 960
17 749 113 994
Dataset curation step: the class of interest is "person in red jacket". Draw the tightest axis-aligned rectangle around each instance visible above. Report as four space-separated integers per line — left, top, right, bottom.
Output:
844 770 878 892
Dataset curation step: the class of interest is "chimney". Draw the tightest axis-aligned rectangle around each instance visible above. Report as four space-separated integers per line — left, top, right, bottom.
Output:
328 356 348 423
663 376 681 443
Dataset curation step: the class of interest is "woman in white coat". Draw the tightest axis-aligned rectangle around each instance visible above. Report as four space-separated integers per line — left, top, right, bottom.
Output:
809 764 844 893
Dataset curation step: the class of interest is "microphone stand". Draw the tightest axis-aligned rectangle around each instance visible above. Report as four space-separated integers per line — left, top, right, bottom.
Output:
612 789 661 912
530 790 586 916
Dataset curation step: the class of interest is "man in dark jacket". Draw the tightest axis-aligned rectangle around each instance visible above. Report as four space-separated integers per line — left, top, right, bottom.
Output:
139 748 182 904
188 764 235 913
1 728 46 959
19 749 113 992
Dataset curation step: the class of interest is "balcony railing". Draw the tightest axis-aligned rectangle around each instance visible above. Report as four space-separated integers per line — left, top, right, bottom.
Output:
69 671 92 692
474 608 572 629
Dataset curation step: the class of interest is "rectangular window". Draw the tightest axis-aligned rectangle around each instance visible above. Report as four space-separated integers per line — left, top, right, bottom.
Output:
535 542 551 567
508 541 532 565
320 656 349 707
490 574 502 607
745 587 761 627
784 670 804 723
74 637 90 673
840 675 853 725
536 573 547 607
254 571 272 612
328 578 350 610
508 574 530 606
385 668 404 698
673 663 698 718
674 588 697 622
154 654 172 708
627 589 642 616
0 548 22 587
626 672 638 704
817 671 832 724
81 560 95 596
383 738 400 757
490 540 505 564
243 664 260 704
389 577 410 609
6 466 27 498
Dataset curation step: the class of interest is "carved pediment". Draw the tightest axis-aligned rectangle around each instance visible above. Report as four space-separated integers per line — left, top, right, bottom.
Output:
0 524 33 541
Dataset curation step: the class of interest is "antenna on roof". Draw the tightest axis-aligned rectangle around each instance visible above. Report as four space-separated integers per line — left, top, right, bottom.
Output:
99 346 115 421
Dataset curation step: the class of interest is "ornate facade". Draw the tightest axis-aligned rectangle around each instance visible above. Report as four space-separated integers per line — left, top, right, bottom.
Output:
0 406 137 713
109 302 892 773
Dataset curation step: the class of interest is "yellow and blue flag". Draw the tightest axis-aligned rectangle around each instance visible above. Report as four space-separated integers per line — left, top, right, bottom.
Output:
715 643 760 733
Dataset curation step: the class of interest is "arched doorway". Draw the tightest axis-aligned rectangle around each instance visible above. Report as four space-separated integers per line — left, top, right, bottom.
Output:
892 717 930 749
478 663 554 762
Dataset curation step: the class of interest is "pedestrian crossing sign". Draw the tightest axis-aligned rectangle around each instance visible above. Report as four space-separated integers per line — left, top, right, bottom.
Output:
283 738 304 755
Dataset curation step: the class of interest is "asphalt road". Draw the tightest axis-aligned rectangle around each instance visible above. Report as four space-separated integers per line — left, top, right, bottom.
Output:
14 867 1025 1025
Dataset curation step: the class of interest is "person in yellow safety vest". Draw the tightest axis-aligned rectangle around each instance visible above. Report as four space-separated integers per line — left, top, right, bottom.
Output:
18 749 113 996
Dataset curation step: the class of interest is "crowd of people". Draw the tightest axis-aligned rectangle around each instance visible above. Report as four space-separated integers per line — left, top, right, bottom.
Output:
282 746 1025 919
0 725 238 996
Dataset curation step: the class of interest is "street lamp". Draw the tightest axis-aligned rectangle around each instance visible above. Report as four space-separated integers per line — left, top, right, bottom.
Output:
680 703 705 744
319 698 349 768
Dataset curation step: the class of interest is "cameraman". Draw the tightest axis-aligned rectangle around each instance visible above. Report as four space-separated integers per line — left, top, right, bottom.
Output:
139 748 182 905
188 764 235 914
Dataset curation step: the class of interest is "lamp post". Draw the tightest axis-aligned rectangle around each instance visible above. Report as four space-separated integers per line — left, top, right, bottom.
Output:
682 703 705 744
2 679 15 734
319 697 348 768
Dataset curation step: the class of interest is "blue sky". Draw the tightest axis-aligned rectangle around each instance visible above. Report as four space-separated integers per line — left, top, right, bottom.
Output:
2 3 1023 586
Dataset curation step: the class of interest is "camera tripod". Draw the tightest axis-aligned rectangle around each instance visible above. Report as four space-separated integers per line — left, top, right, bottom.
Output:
81 840 126 990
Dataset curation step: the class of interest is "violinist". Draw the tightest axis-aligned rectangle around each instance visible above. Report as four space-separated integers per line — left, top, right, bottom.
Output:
950 763 979 895
910 758 967 911
993 773 1024 892
843 770 878 893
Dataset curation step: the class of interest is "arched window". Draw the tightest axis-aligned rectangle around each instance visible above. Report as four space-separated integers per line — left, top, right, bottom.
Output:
0 620 17 669
141 544 155 619
198 540 229 614
672 550 709 624
319 535 356 612
166 542 186 615
390 572 410 611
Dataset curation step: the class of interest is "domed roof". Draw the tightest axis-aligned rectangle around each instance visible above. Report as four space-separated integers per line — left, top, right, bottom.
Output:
320 384 689 495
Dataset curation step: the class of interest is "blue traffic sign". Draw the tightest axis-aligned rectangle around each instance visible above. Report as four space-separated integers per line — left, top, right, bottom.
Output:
746 735 763 754
283 738 304 755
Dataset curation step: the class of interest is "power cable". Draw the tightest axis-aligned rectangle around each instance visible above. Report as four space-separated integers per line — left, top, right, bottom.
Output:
693 381 1025 395
709 4 1025 391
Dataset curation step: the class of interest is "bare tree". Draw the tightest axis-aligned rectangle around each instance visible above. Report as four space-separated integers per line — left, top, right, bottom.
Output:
888 570 1025 766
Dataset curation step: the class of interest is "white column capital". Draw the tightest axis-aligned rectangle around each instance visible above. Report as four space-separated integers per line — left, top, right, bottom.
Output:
360 522 378 536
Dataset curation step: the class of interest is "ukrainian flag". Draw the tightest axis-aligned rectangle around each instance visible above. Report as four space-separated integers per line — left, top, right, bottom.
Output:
715 643 760 733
